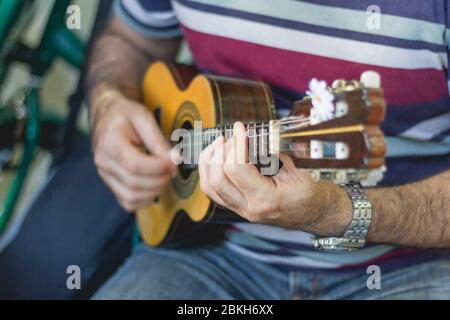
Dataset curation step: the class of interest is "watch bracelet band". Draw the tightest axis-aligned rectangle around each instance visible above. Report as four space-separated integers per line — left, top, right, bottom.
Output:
312 183 372 252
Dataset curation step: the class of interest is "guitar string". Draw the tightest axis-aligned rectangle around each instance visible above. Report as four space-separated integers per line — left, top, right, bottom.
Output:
185 115 312 133
176 146 314 157
188 117 312 137
176 117 313 155
185 125 312 148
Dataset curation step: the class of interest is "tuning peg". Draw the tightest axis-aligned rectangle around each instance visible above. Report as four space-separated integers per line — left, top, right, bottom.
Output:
310 140 324 159
335 101 348 117
360 71 381 89
332 79 346 90
335 142 349 159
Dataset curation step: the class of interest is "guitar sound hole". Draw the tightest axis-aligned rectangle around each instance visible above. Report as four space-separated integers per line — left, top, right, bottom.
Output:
154 108 162 126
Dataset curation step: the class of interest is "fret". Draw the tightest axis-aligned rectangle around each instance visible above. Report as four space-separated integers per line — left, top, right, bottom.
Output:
248 123 257 165
186 121 273 167
260 126 267 160
225 125 232 140
201 130 207 150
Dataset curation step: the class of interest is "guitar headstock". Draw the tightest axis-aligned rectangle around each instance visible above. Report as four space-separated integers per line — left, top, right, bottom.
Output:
271 71 387 186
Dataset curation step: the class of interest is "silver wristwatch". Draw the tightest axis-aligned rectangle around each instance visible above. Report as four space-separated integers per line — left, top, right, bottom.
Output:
312 183 372 252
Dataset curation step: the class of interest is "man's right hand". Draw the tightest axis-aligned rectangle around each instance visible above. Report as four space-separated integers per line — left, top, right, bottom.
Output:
91 93 177 212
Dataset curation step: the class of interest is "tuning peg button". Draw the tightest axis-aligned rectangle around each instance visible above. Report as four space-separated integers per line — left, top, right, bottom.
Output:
335 142 349 159
360 71 381 89
335 101 348 117
310 140 324 159
332 79 346 90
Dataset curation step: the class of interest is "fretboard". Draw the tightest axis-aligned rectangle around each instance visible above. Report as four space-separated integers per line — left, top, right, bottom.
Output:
183 122 272 167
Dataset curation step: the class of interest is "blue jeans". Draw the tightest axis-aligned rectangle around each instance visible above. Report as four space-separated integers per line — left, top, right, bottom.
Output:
93 243 450 300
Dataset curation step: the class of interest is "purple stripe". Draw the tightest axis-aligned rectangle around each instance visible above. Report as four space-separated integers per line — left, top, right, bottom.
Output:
119 0 179 31
382 154 450 186
433 129 450 142
303 0 446 24
176 0 445 52
132 0 174 12
382 97 450 137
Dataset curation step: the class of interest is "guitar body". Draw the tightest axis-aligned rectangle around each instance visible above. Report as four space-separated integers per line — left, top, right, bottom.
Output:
137 62 276 246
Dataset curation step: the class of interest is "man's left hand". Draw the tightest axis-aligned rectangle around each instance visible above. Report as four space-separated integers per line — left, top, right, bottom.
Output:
198 122 352 236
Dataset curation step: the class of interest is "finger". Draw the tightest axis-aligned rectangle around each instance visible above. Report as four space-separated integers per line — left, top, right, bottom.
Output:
99 149 171 189
199 137 227 207
98 169 139 212
112 135 175 177
122 197 157 211
102 156 171 191
233 122 248 165
198 139 212 193
99 168 164 201
129 105 172 156
210 137 246 211
98 169 162 212
224 133 271 196
200 135 222 166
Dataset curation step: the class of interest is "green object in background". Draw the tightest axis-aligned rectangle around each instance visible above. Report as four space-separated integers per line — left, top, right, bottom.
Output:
0 89 40 232
0 0 86 233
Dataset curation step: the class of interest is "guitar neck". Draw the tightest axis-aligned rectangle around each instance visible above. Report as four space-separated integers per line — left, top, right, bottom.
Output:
183 122 274 167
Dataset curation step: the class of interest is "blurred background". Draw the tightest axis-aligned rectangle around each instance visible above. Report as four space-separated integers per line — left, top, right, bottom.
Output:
1 0 97 225
0 0 135 300
0 0 192 300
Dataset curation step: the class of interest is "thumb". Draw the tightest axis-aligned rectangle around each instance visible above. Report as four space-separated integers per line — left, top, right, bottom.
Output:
129 105 171 157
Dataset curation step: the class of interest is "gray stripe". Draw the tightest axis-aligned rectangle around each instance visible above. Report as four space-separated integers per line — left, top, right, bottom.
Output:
387 136 450 158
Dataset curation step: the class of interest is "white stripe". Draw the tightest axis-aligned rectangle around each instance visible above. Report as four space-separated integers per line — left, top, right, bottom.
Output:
400 111 450 140
233 223 313 245
173 1 447 70
190 0 447 46
122 0 179 28
225 242 342 269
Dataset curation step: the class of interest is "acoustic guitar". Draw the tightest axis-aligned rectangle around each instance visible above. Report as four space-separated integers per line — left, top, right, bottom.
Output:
137 61 386 247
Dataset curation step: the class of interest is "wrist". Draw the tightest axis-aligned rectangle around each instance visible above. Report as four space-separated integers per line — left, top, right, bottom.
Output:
308 181 353 237
331 183 354 236
89 85 125 131
313 183 372 252
89 83 123 109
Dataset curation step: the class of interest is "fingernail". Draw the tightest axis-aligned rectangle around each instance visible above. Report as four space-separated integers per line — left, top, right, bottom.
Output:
233 122 245 136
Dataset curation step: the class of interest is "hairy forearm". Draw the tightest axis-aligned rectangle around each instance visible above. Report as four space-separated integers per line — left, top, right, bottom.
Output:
366 170 450 248
85 17 181 106
85 29 149 104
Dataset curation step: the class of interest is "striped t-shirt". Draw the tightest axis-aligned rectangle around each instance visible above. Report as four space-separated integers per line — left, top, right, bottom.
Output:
116 0 450 270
